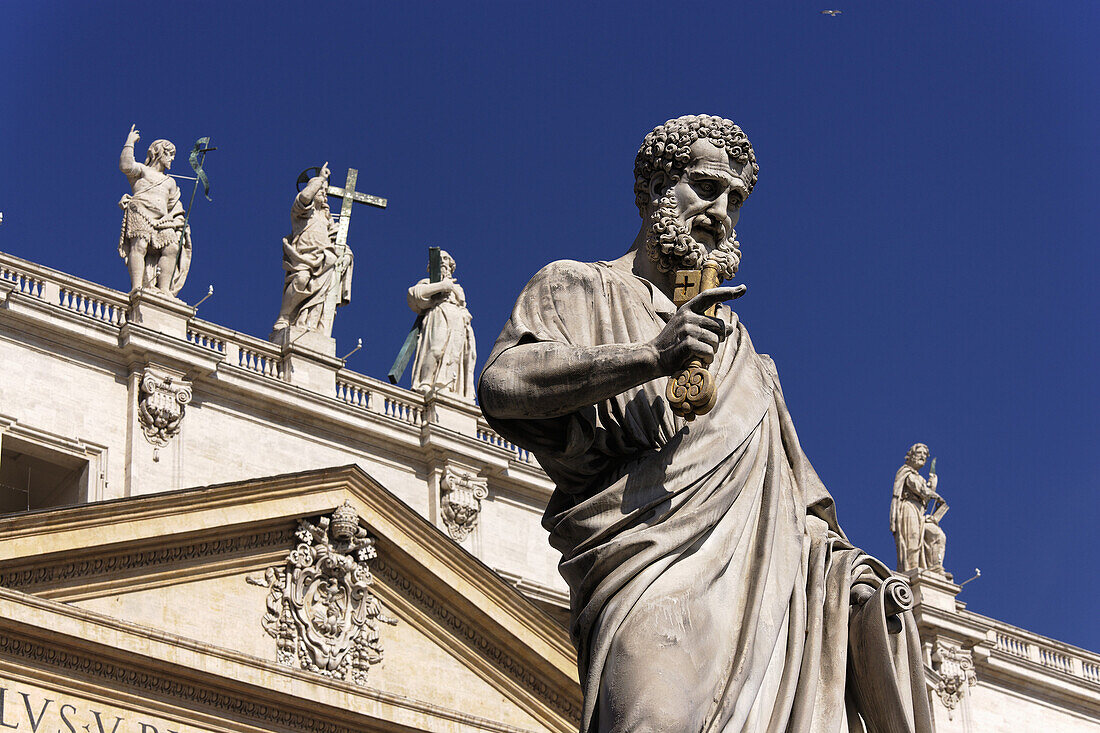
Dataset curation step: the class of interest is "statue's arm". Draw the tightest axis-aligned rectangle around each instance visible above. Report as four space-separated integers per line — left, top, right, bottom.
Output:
481 287 742 420
296 162 331 210
119 148 142 179
407 280 454 312
480 340 662 419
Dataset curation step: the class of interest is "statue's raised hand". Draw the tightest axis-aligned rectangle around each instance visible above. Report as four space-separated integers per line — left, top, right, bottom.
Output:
319 162 331 182
126 124 140 147
650 285 745 374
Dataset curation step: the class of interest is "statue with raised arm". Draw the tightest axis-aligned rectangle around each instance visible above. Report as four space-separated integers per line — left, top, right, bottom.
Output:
118 125 191 295
891 443 950 576
407 250 476 399
274 163 353 336
479 115 932 732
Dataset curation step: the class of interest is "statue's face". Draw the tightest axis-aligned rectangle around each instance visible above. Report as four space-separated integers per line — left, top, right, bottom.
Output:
664 139 749 252
644 138 748 281
910 450 928 468
158 146 175 171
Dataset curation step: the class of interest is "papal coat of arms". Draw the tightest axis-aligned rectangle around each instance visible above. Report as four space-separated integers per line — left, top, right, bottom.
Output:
248 501 396 684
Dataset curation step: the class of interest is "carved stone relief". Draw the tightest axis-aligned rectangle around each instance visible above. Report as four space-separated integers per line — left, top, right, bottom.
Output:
137 369 192 453
440 466 488 542
931 639 976 714
247 502 396 685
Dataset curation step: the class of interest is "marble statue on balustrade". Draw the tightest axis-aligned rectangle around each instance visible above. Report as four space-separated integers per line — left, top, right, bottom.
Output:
479 115 932 732
891 442 951 577
274 163 353 338
407 250 476 399
118 125 191 296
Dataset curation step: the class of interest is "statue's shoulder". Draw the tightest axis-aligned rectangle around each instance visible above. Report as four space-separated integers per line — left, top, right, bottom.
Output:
522 259 607 296
530 258 603 280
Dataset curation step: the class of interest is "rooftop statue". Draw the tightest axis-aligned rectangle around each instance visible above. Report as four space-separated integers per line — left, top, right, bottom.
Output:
891 443 950 577
407 250 476 399
274 163 353 337
117 125 191 296
480 115 932 732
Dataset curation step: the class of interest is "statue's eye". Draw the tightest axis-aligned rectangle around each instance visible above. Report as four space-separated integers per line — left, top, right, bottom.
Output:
697 180 717 196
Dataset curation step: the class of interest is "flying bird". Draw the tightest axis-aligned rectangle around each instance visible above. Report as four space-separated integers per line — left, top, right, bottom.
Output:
821 9 842 15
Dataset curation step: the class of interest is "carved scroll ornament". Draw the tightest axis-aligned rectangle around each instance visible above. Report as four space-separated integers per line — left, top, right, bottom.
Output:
931 640 976 713
440 467 488 542
248 501 396 685
137 369 192 448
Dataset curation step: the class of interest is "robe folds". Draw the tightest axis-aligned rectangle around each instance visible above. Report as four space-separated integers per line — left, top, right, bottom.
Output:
481 260 932 733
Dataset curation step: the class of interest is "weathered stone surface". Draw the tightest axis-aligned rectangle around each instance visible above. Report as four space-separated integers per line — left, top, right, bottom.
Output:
274 164 352 338
117 125 191 296
891 442 951 576
408 250 476 399
480 115 932 732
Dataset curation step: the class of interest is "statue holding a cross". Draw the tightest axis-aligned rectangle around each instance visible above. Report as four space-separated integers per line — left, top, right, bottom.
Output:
273 163 386 338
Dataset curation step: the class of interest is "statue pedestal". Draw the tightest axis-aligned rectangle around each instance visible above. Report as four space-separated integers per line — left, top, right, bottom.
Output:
905 569 962 614
423 389 480 435
269 326 342 394
128 289 195 340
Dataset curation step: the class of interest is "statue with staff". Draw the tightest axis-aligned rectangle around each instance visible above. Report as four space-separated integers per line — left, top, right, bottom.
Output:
117 124 213 296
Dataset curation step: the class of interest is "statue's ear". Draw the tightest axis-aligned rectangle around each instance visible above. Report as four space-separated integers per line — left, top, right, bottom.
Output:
649 172 668 202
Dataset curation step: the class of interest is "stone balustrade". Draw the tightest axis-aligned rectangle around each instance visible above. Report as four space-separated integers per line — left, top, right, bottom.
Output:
990 620 1100 685
477 420 533 464
335 371 425 426
2 253 129 325
0 250 538 471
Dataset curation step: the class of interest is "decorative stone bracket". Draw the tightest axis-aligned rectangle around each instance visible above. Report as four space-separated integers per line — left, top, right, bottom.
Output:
440 466 488 542
247 501 396 685
931 639 977 715
137 368 192 451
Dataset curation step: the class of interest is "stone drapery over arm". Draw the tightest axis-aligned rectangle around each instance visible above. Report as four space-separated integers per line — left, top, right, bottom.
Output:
479 259 932 733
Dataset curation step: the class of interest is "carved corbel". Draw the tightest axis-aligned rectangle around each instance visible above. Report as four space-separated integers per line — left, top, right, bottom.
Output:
440 465 489 542
930 639 977 715
137 368 192 451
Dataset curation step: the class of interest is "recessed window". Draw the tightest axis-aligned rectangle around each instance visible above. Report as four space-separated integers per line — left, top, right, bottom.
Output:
0 435 89 514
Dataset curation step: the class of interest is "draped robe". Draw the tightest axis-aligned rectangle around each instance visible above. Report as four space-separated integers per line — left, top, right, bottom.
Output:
279 196 352 335
480 260 932 733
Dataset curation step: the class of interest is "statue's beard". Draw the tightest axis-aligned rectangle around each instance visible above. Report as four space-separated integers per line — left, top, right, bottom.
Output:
645 193 741 282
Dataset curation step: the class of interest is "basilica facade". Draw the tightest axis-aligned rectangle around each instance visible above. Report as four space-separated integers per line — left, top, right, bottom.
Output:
1 248 1097 732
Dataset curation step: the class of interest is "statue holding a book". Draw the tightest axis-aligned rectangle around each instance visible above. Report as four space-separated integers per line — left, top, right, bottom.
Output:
890 442 950 576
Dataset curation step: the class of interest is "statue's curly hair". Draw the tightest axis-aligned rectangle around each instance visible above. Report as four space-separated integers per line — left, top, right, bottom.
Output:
633 115 759 216
905 443 929 464
144 139 175 166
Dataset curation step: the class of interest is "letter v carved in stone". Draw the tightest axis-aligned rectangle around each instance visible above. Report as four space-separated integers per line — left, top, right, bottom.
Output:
21 692 53 732
91 711 125 733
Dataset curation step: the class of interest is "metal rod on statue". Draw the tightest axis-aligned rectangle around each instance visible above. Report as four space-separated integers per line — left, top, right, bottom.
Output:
194 285 214 309
388 247 442 384
178 137 216 248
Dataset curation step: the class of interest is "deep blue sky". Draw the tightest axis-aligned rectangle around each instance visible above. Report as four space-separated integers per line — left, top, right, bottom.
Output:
2 2 1097 650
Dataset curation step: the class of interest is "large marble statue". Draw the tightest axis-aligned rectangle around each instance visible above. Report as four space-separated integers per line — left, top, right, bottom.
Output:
407 251 476 398
118 125 191 295
274 163 353 336
891 442 950 575
479 115 932 732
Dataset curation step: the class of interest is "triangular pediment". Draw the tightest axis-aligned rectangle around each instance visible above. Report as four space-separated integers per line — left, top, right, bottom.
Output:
0 466 580 733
